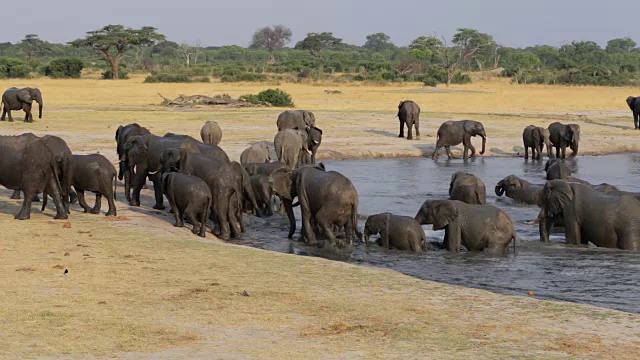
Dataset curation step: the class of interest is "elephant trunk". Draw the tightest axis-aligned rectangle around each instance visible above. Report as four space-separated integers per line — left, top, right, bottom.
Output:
570 140 579 157
495 183 505 197
480 135 486 155
35 92 43 119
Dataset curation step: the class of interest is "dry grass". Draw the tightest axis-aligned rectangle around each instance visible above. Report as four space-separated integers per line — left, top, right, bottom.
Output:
0 77 639 359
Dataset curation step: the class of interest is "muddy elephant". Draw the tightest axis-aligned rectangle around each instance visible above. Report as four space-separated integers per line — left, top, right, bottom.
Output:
432 120 486 160
162 172 211 237
539 180 640 250
1 87 43 122
495 175 543 205
548 122 580 159
244 161 290 176
0 134 67 220
522 125 552 160
545 159 571 180
274 129 309 169
449 172 486 205
115 123 151 202
364 213 427 252
276 110 316 131
397 100 421 140
269 166 362 248
415 199 515 254
626 96 640 129
70 154 117 216
240 142 271 165
251 174 274 217
230 161 261 223
200 120 222 145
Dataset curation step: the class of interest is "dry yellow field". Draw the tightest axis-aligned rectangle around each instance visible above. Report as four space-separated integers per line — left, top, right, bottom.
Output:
0 76 639 359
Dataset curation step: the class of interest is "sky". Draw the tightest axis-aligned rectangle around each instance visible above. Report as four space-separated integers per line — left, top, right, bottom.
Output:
2 0 638 48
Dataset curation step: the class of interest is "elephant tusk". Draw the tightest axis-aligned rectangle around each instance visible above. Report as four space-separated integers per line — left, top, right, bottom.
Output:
148 170 158 175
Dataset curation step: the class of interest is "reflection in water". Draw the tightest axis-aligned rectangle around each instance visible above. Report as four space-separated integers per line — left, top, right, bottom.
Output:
236 154 640 314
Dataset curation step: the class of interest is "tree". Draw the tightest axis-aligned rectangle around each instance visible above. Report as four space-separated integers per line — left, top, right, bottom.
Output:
363 33 395 52
19 34 51 60
452 28 495 70
606 37 637 53
295 32 343 57
249 25 292 63
70 25 165 79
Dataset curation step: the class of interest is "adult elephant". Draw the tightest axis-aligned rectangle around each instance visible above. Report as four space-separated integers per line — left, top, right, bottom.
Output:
0 134 67 220
274 129 309 169
364 213 427 252
414 199 515 254
305 126 323 164
269 166 362 248
432 120 486 160
240 142 271 165
1 87 43 122
200 120 222 145
539 180 640 251
626 96 640 129
495 175 543 205
449 172 486 205
276 110 316 131
548 122 580 159
115 123 151 202
397 100 420 140
522 125 552 160
545 159 571 180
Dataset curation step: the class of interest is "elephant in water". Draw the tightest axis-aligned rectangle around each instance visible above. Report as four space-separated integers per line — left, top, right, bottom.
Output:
548 122 580 159
415 199 516 254
274 129 309 169
276 110 315 131
495 175 543 205
449 172 486 205
1 87 43 122
364 213 427 252
397 100 420 140
545 159 571 180
240 142 271 165
626 96 640 129
432 120 486 160
522 125 552 160
539 180 640 251
200 120 222 145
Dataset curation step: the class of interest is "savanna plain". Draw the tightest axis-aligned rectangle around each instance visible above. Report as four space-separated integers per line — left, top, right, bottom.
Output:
1 75 640 359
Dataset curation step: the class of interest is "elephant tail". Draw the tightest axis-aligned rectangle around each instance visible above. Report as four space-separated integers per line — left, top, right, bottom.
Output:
511 233 516 254
113 173 117 201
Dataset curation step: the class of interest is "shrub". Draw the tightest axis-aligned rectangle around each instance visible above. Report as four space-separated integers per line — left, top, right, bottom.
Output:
239 88 294 107
0 57 31 78
452 73 472 84
44 57 84 78
422 77 438 87
102 65 129 79
143 73 210 83
220 72 267 82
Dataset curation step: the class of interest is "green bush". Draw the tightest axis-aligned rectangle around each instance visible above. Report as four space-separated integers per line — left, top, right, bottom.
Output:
0 57 31 78
239 88 294 107
220 72 267 82
143 73 210 83
44 57 84 78
452 73 472 84
102 65 129 79
422 77 438 87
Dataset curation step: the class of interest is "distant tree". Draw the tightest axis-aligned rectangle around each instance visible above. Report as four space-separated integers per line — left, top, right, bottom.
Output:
19 34 51 60
295 32 343 57
452 28 495 70
606 37 637 53
45 57 84 78
363 33 395 52
249 25 292 63
70 25 165 79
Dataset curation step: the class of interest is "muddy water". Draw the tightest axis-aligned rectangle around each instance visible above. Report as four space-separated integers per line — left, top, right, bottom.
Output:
236 154 640 314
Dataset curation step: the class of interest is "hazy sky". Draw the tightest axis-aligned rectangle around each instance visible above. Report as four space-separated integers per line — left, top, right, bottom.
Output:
2 0 638 48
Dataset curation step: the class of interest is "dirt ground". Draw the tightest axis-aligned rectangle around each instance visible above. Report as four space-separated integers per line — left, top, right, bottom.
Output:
0 76 639 359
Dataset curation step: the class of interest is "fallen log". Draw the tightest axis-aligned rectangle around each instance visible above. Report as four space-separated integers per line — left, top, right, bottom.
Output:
158 93 260 107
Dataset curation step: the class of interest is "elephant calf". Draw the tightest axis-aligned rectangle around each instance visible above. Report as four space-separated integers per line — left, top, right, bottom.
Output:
240 142 271 165
415 199 516 254
495 175 543 206
432 120 486 160
200 120 222 145
162 172 211 237
449 172 486 205
364 213 427 252
71 154 117 216
522 125 552 160
250 174 274 217
545 159 571 180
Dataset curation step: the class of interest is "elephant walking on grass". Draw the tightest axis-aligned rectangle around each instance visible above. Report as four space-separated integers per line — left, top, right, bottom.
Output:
626 96 640 129
548 122 580 159
1 87 43 122
449 172 486 205
397 100 420 140
200 121 222 145
432 120 486 160
115 123 151 202
415 200 515 254
162 172 211 237
70 154 117 216
522 125 552 160
364 213 427 252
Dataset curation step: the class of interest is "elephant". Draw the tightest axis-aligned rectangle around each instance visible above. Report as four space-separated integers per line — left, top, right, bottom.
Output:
545 159 571 180
522 125 552 160
115 123 151 202
495 175 543 205
0 134 67 220
626 96 640 129
449 172 486 205
548 122 580 159
414 199 516 254
160 148 241 240
69 154 117 216
230 161 261 222
364 213 427 252
274 129 309 169
397 100 420 140
432 120 486 160
250 174 275 217
305 126 323 164
276 110 316 131
269 166 362 248
539 180 640 251
200 120 222 145
244 161 290 177
1 87 43 122
240 142 271 165
123 133 229 210
162 172 211 237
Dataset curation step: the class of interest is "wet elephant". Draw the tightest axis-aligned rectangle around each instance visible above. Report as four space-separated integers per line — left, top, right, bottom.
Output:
495 175 543 205
545 159 571 180
432 120 486 160
548 122 580 159
522 125 552 160
449 172 486 205
364 213 427 252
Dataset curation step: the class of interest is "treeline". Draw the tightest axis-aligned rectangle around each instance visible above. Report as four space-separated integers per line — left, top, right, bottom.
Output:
1 27 640 86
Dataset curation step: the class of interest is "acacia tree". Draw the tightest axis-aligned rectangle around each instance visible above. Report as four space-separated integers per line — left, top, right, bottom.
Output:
295 32 343 57
70 25 165 79
20 34 51 60
249 25 292 63
363 33 395 52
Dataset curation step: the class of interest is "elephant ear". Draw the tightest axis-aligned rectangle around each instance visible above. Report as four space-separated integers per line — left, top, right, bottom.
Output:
463 121 478 136
398 101 405 109
432 201 458 230
17 91 32 103
570 124 580 144
269 168 294 200
546 180 573 215
448 173 459 196
115 125 123 141
627 96 636 110
561 126 573 142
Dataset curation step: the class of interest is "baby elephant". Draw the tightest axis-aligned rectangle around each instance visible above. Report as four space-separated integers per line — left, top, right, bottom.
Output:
250 174 274 217
364 213 427 252
72 154 117 216
162 172 212 237
449 172 486 205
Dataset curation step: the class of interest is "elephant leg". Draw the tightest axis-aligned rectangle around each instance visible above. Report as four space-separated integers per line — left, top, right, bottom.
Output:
10 190 21 199
524 146 529 160
185 206 200 234
415 121 420 140
46 177 68 220
22 103 32 122
76 190 91 213
130 171 146 207
105 191 117 217
398 120 405 138
406 123 413 140
315 207 340 248
15 189 36 220
463 142 470 160
123 170 131 202
445 146 454 159
561 146 567 159
0 106 5 121
169 200 182 227
6 108 13 122
431 144 441 159
227 202 243 239
214 193 231 240
90 194 102 214
555 147 560 159
634 112 639 129
150 173 165 210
